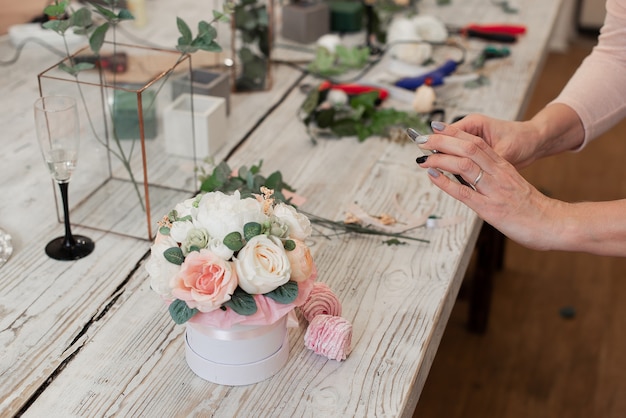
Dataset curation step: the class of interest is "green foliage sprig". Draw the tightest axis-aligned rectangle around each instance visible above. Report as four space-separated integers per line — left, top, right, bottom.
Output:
306 45 370 78
199 160 295 203
233 0 271 91
299 86 429 142
198 161 429 245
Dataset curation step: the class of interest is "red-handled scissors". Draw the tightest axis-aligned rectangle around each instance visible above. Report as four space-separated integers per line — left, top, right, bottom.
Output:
464 24 527 35
318 81 389 101
449 23 527 43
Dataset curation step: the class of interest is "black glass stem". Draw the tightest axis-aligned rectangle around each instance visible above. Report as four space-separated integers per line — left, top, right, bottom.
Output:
45 181 94 260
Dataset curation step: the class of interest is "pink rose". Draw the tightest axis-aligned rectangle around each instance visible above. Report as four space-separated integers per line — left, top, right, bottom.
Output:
172 249 238 313
286 239 314 283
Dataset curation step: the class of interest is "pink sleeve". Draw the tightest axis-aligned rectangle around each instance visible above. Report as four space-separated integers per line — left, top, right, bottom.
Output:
551 0 626 148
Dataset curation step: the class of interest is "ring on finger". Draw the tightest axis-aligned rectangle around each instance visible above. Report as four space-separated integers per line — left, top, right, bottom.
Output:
472 169 484 187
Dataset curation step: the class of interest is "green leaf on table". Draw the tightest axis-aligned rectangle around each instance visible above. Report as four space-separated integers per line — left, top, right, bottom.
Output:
315 108 336 129
169 299 198 324
159 226 171 235
264 281 298 304
164 247 185 265
224 231 244 252
330 118 358 137
223 287 257 315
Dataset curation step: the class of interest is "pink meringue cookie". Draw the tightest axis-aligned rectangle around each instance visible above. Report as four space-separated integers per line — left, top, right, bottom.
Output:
300 282 342 322
304 314 352 361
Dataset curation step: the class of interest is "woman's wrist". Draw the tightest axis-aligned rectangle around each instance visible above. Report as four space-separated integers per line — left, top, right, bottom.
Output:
529 103 585 159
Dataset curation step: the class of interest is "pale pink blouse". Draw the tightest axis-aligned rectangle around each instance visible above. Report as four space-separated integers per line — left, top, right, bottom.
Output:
553 0 626 147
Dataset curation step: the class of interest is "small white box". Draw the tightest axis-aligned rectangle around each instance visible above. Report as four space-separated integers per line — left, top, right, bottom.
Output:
185 315 290 386
163 93 227 159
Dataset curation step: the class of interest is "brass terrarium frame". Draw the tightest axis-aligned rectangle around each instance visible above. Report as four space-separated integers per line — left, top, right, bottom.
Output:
37 42 200 241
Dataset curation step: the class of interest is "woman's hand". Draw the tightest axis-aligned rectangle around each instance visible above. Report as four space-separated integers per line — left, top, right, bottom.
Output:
452 103 585 167
416 122 567 251
451 114 542 168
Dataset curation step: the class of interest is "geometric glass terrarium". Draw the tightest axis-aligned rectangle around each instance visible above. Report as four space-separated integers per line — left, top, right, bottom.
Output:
231 0 274 92
38 42 200 241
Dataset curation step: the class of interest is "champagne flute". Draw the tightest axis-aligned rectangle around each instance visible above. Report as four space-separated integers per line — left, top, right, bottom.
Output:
34 96 95 260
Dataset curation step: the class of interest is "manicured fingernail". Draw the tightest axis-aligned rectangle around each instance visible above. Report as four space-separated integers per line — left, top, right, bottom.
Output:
415 155 428 164
406 128 429 144
427 168 441 178
431 121 446 131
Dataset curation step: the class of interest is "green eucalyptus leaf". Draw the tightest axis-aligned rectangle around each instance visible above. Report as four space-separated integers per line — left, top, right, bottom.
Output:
299 88 320 120
91 3 118 21
177 17 193 44
73 62 95 72
283 239 296 251
349 91 379 110
264 281 298 304
224 231 244 251
198 21 218 40
223 287 257 315
58 61 81 76
264 171 282 190
89 23 109 54
315 108 336 129
117 9 135 20
164 246 185 265
159 226 171 235
169 299 198 324
243 222 262 240
213 10 230 23
44 1 68 18
71 7 92 28
330 118 358 137
43 19 71 34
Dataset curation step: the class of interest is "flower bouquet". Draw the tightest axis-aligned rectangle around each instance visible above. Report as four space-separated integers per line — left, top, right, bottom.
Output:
146 187 334 385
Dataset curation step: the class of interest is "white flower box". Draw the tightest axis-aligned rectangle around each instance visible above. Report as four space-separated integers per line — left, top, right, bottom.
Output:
185 315 289 385
163 93 227 160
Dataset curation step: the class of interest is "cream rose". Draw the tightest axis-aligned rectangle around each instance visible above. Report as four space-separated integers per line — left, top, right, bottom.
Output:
286 239 314 283
196 191 268 240
171 249 238 312
235 235 291 294
146 234 180 298
272 203 312 241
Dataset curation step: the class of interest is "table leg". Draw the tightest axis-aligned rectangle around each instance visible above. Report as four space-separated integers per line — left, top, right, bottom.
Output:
467 222 506 333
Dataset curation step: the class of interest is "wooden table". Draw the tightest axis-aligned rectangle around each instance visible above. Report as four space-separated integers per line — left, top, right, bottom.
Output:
0 0 561 416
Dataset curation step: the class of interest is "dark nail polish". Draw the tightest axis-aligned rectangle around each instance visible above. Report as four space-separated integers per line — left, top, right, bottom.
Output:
415 155 428 164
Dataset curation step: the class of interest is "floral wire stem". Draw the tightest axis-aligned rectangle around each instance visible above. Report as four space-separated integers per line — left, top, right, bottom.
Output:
299 210 430 244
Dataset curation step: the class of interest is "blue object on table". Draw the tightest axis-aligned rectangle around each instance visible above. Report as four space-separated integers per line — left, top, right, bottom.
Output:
394 59 459 90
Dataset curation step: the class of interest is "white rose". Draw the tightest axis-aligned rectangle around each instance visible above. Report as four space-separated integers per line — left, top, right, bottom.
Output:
173 195 201 219
145 234 180 298
196 191 268 240
316 34 341 54
272 203 312 240
235 235 291 294
411 15 448 43
169 219 195 243
206 236 234 260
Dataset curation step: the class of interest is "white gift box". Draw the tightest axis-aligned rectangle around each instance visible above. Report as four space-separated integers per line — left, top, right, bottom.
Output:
163 93 227 159
185 315 290 386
